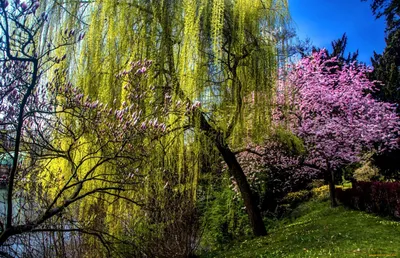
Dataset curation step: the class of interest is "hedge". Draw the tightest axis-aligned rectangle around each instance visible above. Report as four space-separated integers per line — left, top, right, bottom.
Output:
336 180 400 220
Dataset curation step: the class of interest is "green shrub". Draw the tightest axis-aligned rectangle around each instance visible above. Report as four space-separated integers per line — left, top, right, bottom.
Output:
353 161 381 182
311 185 330 200
310 179 325 189
199 181 251 252
282 190 311 206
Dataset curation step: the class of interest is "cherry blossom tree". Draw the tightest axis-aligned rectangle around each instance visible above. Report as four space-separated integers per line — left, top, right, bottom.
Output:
276 50 400 207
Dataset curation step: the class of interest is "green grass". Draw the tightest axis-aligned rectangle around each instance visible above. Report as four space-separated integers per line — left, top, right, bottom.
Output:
201 200 400 258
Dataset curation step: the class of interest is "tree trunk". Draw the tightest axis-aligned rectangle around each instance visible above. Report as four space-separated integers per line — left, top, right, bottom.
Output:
191 102 267 235
327 166 338 208
160 9 267 236
214 135 267 236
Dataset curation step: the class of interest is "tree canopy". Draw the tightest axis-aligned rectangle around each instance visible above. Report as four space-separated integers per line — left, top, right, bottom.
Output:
363 0 400 107
275 50 399 206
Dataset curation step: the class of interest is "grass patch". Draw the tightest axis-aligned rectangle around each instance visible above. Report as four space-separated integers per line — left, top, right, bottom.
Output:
201 200 400 257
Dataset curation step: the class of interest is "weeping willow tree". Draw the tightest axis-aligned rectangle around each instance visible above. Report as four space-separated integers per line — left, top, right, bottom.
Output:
41 0 291 241
0 2 291 255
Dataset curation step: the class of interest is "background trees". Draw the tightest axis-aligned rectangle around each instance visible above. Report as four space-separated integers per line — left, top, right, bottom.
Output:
312 33 359 65
361 0 400 179
363 0 399 34
363 0 400 106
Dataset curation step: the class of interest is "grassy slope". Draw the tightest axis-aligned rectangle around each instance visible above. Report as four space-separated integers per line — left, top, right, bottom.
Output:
203 200 400 258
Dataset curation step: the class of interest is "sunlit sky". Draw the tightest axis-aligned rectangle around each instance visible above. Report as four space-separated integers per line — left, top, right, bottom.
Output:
289 0 387 64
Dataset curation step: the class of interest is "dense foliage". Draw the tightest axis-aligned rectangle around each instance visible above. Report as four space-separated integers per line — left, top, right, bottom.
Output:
362 0 400 180
235 133 317 214
364 0 400 106
370 30 400 106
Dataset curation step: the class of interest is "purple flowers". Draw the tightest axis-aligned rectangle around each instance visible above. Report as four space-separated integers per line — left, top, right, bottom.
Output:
2 1 9 9
20 2 27 10
275 50 400 171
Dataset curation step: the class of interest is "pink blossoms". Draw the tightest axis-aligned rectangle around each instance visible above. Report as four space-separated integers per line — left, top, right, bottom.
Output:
276 50 400 172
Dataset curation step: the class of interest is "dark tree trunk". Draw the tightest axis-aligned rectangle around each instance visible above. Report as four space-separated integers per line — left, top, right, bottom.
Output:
215 139 267 236
192 104 267 236
327 164 338 208
161 11 267 236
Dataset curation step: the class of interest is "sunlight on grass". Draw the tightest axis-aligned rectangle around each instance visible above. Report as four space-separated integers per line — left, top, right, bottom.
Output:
202 200 400 258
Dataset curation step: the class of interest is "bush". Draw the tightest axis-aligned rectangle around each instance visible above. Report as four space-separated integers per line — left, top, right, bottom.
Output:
336 180 400 220
353 161 380 182
282 190 311 207
312 185 330 200
200 180 251 252
273 190 311 218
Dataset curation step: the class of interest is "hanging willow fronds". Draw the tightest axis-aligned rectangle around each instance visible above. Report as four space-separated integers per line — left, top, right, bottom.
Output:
31 0 290 254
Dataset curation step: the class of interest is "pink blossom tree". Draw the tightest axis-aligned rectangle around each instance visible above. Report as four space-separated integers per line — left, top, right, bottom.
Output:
275 50 400 207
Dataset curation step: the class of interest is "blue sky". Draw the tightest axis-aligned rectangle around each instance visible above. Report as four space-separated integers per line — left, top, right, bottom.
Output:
289 0 387 64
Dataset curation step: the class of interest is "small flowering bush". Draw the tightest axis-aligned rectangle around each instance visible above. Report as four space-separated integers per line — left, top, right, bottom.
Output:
311 185 330 200
234 132 320 213
353 161 381 182
281 190 311 206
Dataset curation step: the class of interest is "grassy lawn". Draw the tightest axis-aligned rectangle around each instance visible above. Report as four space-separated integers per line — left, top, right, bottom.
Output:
201 200 400 258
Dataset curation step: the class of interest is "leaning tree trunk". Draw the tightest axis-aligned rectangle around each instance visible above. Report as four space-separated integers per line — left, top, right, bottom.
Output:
198 115 267 236
161 9 268 236
327 162 338 208
215 137 268 236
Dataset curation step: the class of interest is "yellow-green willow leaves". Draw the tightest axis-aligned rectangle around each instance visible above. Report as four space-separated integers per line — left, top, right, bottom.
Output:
33 0 289 254
211 0 224 63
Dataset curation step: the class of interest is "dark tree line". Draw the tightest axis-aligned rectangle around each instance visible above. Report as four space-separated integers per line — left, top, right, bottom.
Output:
363 0 400 179
363 0 400 107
